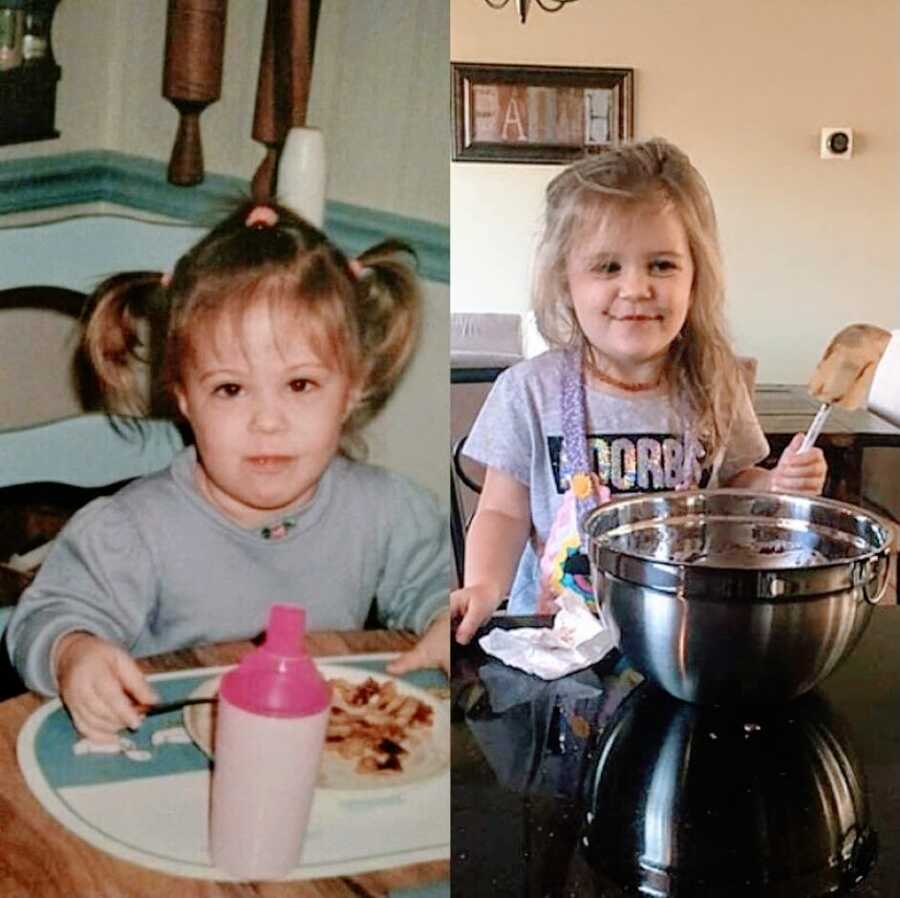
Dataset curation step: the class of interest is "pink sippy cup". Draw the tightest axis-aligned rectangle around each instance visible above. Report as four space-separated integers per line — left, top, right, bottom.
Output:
209 604 331 880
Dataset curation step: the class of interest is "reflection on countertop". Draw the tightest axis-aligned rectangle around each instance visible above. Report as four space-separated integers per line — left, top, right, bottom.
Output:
452 611 900 898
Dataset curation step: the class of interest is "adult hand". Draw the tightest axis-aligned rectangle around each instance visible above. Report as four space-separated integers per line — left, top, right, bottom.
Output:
808 324 892 410
771 433 827 495
386 610 450 677
55 632 159 744
451 584 504 645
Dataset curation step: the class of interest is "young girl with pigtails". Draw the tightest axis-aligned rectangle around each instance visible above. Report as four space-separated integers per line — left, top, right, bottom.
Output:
7 201 449 743
453 138 828 643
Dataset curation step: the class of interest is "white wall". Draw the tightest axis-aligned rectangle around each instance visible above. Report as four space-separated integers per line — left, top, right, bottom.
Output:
450 0 899 384
306 0 450 223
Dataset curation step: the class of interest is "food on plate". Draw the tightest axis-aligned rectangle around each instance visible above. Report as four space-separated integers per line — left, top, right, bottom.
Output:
325 676 434 775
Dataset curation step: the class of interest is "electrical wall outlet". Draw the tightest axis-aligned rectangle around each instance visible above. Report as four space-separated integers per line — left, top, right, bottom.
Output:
820 128 853 159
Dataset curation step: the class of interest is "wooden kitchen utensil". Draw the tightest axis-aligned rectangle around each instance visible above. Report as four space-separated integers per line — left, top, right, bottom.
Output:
162 0 228 186
250 0 320 201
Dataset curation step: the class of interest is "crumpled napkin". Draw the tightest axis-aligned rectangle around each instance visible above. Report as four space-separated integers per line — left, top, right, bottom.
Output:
479 592 617 680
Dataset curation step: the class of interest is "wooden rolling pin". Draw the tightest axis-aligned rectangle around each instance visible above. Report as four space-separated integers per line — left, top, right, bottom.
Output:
250 0 319 201
162 0 228 186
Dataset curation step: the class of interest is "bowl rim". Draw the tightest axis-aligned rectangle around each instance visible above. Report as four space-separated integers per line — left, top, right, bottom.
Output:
583 488 895 601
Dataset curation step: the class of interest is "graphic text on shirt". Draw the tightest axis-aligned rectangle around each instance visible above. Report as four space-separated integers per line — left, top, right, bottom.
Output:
548 432 712 494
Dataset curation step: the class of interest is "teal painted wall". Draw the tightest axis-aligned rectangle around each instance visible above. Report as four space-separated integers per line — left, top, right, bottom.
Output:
0 152 449 286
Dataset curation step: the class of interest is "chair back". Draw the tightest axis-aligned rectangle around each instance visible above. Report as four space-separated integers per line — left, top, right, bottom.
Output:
0 286 101 427
0 414 185 489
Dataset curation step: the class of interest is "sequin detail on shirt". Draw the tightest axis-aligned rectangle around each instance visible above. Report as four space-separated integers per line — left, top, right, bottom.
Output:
549 433 711 494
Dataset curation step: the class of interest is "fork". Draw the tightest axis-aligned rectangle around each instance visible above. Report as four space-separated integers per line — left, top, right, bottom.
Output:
138 697 218 717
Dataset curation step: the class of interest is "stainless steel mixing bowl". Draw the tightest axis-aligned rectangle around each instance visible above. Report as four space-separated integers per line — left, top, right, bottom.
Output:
584 490 894 704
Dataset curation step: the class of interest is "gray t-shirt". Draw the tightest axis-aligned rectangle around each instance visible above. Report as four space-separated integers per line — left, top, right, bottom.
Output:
463 350 769 612
7 447 448 695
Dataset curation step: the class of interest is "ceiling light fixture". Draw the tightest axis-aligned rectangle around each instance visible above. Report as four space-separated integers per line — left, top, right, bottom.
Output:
483 0 580 25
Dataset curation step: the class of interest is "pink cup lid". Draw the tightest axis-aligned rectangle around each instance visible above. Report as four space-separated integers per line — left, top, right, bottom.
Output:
220 604 331 717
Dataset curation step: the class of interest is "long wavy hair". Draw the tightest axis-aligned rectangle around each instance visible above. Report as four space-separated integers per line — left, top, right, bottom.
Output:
532 137 744 459
83 200 421 458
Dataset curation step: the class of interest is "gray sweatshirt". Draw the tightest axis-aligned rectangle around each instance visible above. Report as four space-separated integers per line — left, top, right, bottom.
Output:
7 447 448 695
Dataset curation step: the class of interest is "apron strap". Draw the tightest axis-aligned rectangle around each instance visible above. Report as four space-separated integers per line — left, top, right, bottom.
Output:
560 348 598 544
560 349 699 542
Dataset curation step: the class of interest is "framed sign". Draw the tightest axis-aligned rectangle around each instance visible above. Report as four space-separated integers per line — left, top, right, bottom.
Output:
451 63 634 164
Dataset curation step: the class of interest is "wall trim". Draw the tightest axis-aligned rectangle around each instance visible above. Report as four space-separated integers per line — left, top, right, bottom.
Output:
0 151 449 284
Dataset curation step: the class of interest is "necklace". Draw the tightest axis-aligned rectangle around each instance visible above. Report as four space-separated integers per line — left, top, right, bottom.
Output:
260 517 298 540
584 347 665 393
590 367 663 393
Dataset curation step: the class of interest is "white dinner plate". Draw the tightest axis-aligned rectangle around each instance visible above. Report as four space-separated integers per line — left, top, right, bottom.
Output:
184 663 450 791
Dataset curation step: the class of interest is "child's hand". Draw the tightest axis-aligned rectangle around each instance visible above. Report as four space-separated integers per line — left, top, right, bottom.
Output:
771 433 827 495
55 632 159 744
386 611 449 677
451 585 504 645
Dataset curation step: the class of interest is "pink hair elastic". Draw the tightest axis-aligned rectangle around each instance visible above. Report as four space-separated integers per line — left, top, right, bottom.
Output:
349 258 373 281
160 271 172 288
245 206 279 229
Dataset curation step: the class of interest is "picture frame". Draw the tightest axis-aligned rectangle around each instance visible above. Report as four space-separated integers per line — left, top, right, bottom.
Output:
451 62 634 164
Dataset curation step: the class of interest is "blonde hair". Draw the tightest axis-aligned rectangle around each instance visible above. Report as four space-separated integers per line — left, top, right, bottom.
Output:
532 137 744 459
83 201 421 457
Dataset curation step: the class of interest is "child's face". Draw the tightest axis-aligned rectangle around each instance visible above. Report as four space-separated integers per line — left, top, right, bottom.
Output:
565 202 694 379
175 298 354 527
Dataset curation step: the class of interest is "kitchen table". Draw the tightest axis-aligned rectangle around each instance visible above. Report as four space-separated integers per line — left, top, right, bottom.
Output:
0 629 449 898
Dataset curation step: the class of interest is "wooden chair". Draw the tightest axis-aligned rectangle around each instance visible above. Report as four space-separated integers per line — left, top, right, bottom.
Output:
0 286 106 425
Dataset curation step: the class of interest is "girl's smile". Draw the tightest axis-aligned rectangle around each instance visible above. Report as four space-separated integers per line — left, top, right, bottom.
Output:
606 313 664 322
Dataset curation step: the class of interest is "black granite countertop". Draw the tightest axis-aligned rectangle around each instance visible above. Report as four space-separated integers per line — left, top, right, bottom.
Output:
451 610 900 897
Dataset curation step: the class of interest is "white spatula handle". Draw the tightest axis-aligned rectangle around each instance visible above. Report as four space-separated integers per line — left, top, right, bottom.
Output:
800 403 831 453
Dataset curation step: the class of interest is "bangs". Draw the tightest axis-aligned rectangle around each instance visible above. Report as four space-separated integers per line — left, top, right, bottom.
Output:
568 188 674 254
172 264 361 385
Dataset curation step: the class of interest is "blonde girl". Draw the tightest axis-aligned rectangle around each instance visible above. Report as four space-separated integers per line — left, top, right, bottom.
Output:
453 138 826 642
8 201 449 742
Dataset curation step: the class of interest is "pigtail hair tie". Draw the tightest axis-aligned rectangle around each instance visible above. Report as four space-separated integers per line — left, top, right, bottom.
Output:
245 206 279 229
349 258 371 280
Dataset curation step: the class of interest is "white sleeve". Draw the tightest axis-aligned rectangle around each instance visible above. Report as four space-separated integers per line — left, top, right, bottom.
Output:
868 331 900 428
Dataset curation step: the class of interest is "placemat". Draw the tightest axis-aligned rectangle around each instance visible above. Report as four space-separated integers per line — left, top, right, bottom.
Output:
17 653 450 881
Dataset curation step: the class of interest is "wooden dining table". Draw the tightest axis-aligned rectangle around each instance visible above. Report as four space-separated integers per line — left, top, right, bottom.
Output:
0 629 449 898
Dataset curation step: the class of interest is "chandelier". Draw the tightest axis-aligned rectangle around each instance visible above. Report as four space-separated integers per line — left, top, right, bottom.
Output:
482 0 580 25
